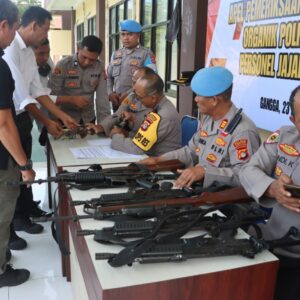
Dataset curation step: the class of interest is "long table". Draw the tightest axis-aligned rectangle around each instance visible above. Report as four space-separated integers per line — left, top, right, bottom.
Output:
66 186 279 300
46 135 146 279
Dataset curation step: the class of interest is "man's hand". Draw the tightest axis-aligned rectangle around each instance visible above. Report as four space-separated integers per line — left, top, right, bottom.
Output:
21 169 36 188
175 166 205 188
72 96 90 108
109 127 129 138
139 157 162 165
121 111 136 123
266 174 300 213
85 123 104 135
60 113 78 131
46 120 63 138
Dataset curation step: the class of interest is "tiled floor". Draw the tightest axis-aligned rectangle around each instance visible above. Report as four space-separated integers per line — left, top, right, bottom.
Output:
0 164 74 300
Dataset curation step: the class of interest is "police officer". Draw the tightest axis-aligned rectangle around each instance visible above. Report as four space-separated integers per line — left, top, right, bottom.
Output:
110 73 181 156
239 86 300 300
107 19 157 111
140 67 261 188
89 66 155 136
48 35 110 124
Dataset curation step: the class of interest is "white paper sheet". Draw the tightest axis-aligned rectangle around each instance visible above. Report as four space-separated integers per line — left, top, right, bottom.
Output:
70 146 144 159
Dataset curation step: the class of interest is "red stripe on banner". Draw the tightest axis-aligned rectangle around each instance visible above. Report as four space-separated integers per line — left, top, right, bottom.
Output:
206 0 222 62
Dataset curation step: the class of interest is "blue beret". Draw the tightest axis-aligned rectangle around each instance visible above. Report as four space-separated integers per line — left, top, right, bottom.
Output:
119 20 142 33
191 66 233 97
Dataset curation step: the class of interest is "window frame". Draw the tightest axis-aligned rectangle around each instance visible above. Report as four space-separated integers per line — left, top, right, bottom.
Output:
140 0 179 97
76 23 84 43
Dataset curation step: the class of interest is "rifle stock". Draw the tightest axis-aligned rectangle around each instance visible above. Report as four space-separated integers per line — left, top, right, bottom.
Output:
98 186 251 213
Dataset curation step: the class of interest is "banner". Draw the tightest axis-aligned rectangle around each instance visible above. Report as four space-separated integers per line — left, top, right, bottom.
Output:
206 0 300 131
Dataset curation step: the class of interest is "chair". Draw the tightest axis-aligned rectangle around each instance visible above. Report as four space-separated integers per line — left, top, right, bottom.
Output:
181 115 199 146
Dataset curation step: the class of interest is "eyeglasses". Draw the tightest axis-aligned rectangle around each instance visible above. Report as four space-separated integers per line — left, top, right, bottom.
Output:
133 90 157 101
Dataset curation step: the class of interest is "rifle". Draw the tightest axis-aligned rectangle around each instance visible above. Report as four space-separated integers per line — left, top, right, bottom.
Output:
77 203 267 246
95 227 300 267
33 186 252 223
6 159 184 190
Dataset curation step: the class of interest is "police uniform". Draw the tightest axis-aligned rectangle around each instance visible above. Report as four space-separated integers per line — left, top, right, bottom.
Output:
111 96 181 156
162 103 260 188
240 126 300 257
239 126 300 300
161 66 260 188
100 92 151 136
48 53 110 123
107 19 157 97
107 45 157 96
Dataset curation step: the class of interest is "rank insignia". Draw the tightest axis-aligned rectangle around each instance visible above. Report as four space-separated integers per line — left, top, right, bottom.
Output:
195 147 200 152
266 131 280 144
219 119 228 130
206 153 217 163
130 103 137 110
200 130 208 137
215 137 226 147
279 144 299 157
275 166 283 177
67 69 77 75
234 139 249 160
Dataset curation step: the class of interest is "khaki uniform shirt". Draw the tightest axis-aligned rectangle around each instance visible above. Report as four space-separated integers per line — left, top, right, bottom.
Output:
107 45 157 95
48 53 110 123
100 92 151 136
111 96 181 156
162 104 261 188
240 126 300 258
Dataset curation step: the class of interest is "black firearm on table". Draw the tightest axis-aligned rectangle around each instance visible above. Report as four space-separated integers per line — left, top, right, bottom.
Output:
6 159 184 190
77 203 269 246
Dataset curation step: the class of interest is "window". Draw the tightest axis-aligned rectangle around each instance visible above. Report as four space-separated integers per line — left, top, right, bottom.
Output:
76 23 84 43
109 0 133 57
88 16 96 35
141 0 179 97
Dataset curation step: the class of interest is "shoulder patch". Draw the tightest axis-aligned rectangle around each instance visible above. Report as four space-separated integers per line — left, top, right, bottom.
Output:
279 144 299 157
233 139 249 161
266 131 280 144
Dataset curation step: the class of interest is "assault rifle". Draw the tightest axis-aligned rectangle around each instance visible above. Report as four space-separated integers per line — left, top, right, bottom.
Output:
33 186 252 223
96 227 300 267
7 159 184 190
77 203 268 246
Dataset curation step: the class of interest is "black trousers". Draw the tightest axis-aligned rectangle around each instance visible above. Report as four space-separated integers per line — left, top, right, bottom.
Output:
14 112 35 218
274 254 300 300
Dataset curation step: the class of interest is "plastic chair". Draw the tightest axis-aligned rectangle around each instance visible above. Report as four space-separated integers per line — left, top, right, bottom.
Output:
181 115 199 146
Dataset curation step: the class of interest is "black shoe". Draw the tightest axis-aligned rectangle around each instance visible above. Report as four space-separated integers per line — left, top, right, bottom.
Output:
29 204 52 218
0 265 30 287
9 227 27 250
13 217 44 234
5 249 11 263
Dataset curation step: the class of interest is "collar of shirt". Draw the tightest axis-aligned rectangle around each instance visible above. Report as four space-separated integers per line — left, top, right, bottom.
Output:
214 103 238 132
15 31 27 50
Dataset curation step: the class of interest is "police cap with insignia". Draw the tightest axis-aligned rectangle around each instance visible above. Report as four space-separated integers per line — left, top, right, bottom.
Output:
191 66 233 97
120 19 142 33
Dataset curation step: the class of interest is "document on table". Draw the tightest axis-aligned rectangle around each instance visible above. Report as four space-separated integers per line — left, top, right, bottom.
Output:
70 145 144 159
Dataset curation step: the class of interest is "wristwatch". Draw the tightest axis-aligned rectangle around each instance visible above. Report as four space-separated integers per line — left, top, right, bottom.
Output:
19 159 33 171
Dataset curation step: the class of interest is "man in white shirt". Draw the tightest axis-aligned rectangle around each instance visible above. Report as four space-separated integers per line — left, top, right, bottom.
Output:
3 6 77 242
